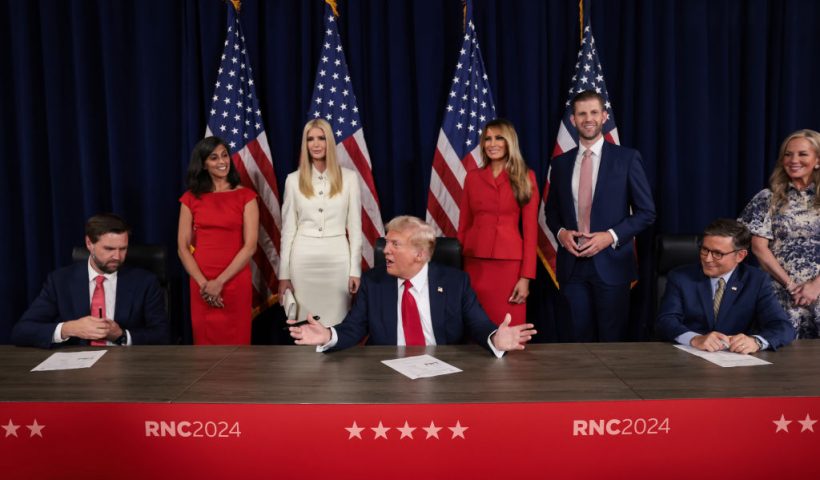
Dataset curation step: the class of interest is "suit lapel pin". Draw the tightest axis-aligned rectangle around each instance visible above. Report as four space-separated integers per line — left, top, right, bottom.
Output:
437 286 444 293
731 286 737 291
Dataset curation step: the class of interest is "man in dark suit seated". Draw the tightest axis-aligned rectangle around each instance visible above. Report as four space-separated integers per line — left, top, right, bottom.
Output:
289 215 536 356
655 218 794 353
12 213 169 348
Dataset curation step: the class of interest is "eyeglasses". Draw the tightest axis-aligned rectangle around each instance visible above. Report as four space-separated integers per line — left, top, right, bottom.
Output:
699 246 740 260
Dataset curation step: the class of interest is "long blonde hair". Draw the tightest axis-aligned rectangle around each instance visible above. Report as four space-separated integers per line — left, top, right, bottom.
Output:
480 118 532 206
298 119 343 198
769 129 820 212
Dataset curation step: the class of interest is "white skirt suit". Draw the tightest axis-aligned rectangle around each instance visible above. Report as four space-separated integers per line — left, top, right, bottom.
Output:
279 166 362 326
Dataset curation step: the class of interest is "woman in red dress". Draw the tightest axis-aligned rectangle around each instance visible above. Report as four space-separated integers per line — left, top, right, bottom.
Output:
177 137 259 344
457 119 538 326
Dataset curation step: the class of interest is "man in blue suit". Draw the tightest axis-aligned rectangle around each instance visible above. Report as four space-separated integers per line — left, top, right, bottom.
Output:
545 90 656 342
289 216 536 356
656 219 794 352
12 213 169 348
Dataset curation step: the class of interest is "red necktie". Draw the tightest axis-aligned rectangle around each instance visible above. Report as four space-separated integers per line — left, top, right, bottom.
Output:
90 275 107 346
577 149 593 245
401 280 425 346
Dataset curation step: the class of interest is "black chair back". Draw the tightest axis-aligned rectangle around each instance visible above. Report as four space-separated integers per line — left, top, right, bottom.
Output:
374 237 463 270
654 234 701 310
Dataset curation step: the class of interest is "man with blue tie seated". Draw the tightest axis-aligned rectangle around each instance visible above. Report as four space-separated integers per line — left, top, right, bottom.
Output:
12 213 169 348
656 219 794 353
288 215 536 356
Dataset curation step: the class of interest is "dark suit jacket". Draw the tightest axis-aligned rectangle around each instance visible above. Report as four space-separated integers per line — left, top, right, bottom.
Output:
545 142 655 285
11 262 170 348
331 263 496 351
655 263 795 349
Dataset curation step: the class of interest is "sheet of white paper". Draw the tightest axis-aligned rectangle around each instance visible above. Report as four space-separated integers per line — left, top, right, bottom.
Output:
674 344 772 367
381 354 462 379
31 350 108 372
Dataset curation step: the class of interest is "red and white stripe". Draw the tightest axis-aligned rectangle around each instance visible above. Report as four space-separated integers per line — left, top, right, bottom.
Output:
337 129 384 269
426 130 483 237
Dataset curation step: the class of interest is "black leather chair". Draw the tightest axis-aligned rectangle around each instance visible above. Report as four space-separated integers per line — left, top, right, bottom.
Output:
374 237 463 270
654 234 701 310
72 244 169 313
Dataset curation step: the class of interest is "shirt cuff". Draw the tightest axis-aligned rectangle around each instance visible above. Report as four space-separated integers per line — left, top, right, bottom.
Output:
608 229 619 248
675 331 698 347
754 335 770 351
52 323 68 344
316 327 339 352
487 331 505 358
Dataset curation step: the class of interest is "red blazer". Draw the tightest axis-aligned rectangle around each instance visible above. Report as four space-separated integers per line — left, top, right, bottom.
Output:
457 167 539 279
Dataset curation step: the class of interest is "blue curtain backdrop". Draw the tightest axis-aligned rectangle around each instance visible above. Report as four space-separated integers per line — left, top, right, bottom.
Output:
1 0 818 344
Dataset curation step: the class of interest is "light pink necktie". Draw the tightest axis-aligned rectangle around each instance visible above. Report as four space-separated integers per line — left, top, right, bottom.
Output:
577 149 593 244
90 276 107 346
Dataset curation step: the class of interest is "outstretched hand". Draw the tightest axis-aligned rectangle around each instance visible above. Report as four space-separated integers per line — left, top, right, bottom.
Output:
491 313 536 351
288 313 331 346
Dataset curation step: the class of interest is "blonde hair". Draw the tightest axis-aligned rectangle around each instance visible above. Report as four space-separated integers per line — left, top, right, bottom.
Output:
298 119 343 198
769 129 820 212
480 118 533 206
385 216 436 262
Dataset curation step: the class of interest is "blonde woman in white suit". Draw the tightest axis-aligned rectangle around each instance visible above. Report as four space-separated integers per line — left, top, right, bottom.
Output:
278 119 362 327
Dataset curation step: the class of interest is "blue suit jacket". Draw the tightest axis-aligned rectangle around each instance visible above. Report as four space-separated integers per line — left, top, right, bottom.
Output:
545 142 655 285
12 262 170 348
331 263 496 351
655 263 795 349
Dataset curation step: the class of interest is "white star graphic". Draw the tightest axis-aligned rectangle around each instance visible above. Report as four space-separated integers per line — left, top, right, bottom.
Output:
397 421 416 439
371 421 390 439
27 419 45 438
449 421 468 439
423 421 442 439
3 419 19 437
345 421 364 440
773 414 791 433
798 414 817 433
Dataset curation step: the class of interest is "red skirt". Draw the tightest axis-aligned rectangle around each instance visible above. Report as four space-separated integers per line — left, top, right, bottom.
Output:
463 257 526 326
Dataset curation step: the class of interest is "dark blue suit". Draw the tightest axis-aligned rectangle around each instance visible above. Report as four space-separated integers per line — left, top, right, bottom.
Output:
331 263 496 351
12 262 169 348
655 263 795 349
545 142 655 341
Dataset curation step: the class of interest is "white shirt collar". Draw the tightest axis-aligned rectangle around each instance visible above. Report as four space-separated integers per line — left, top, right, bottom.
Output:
87 258 118 282
579 136 605 159
397 263 429 291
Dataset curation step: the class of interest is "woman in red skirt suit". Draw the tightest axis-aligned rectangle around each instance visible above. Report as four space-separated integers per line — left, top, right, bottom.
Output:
177 136 259 344
458 119 538 326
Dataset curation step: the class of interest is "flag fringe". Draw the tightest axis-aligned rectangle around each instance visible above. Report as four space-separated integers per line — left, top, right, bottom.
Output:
326 0 339 18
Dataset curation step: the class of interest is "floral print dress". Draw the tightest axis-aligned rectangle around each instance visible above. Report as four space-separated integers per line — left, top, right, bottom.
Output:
739 184 820 338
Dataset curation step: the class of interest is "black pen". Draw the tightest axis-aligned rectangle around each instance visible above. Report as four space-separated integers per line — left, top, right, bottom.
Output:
285 315 320 329
98 307 103 319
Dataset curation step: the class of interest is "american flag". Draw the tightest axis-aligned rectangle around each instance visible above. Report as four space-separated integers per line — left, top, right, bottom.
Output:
537 23 619 285
205 3 282 315
307 1 384 269
426 0 497 237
